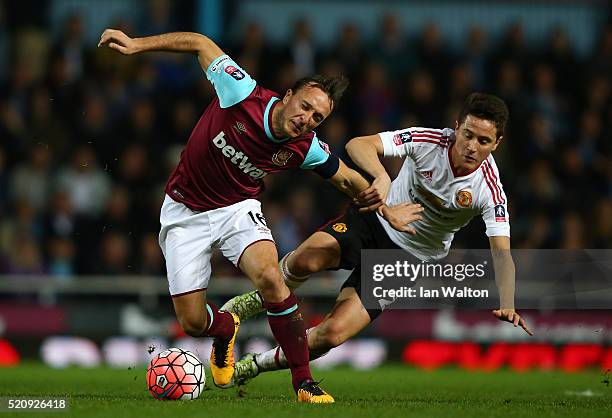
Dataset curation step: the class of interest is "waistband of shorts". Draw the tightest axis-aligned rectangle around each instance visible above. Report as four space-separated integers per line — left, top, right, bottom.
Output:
164 194 261 214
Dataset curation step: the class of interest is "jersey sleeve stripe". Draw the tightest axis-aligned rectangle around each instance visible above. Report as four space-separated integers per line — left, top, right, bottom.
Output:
483 163 501 204
484 160 505 204
412 132 449 147
482 163 505 205
481 165 500 205
413 138 448 147
412 133 445 140
411 128 445 135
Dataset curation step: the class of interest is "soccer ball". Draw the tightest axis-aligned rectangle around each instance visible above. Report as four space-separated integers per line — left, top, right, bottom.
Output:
146 347 206 400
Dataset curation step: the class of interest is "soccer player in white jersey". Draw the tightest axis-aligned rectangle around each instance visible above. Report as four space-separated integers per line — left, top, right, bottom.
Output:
224 93 533 382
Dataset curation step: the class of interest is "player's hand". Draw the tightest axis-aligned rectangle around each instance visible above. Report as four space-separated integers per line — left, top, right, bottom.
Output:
98 29 140 55
492 309 533 336
355 174 391 212
379 203 423 234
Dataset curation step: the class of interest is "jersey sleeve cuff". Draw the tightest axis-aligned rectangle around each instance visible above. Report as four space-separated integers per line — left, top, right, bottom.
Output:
485 227 510 237
313 154 340 179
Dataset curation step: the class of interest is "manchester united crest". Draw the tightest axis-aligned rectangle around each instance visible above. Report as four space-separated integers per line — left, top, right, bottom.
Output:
272 148 294 166
332 223 348 233
456 190 473 208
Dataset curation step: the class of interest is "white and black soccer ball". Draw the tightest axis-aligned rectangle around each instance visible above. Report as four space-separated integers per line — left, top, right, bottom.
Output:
146 347 206 400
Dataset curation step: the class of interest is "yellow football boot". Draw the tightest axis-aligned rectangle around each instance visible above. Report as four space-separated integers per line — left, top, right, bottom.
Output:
210 312 240 388
297 380 335 403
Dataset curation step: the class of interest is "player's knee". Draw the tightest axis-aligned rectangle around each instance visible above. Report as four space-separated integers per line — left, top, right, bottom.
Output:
291 251 322 275
177 314 206 338
253 265 285 300
292 247 334 275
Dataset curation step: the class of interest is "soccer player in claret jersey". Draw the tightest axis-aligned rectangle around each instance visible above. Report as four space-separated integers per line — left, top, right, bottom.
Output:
225 93 534 382
98 29 383 403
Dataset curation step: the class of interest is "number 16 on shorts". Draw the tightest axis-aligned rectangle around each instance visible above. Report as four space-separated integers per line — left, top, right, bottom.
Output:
247 210 268 227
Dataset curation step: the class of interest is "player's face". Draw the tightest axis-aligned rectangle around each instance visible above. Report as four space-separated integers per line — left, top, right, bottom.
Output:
281 86 333 137
453 115 501 173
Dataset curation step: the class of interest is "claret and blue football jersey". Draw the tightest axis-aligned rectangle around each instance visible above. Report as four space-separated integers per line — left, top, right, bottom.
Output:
165 55 335 212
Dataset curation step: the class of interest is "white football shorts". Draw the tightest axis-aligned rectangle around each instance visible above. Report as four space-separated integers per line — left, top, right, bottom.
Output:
158 195 275 296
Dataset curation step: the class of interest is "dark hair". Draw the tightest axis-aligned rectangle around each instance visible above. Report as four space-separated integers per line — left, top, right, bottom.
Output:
457 93 509 139
291 75 349 110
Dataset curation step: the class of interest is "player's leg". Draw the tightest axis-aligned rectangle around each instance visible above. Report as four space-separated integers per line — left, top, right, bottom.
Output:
238 240 333 402
221 231 341 320
158 195 242 387
235 286 376 380
283 231 342 287
245 209 402 375
158 195 239 378
307 287 373 353
217 200 333 402
171 290 236 339
234 208 383 381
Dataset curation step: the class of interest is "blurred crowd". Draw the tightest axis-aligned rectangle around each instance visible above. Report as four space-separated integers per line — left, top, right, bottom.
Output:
0 2 610 277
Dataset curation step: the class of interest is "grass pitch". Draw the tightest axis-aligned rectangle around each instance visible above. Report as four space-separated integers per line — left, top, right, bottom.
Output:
0 363 610 418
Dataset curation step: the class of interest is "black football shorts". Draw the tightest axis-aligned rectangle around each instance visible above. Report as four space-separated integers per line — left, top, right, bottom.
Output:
320 205 401 320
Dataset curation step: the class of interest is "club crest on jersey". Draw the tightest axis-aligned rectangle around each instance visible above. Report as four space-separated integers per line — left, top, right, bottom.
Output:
393 132 412 145
225 65 245 80
456 190 473 208
272 148 294 166
494 204 506 222
332 223 348 233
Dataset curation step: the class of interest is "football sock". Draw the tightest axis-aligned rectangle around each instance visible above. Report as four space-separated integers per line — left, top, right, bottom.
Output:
279 251 310 290
256 346 285 371
202 302 235 340
263 292 312 392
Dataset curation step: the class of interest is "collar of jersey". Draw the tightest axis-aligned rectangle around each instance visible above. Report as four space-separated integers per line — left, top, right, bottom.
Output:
264 97 291 143
447 142 482 178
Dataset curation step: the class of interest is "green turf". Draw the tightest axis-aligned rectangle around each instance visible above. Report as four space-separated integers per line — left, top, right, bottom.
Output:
0 363 610 418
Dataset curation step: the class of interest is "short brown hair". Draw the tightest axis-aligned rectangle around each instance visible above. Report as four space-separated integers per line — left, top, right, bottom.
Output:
291 75 349 110
457 93 509 138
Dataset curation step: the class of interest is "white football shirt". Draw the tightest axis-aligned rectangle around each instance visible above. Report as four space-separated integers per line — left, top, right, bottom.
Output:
376 127 510 261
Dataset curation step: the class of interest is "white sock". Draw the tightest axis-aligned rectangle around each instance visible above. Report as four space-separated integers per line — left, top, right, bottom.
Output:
255 328 329 372
279 251 310 290
256 346 286 372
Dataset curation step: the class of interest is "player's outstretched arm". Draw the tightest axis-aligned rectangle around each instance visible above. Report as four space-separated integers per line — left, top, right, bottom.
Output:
346 134 392 212
489 236 533 336
327 160 383 209
98 29 224 72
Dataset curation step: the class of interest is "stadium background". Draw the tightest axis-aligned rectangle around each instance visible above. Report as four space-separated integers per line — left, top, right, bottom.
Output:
0 0 611 375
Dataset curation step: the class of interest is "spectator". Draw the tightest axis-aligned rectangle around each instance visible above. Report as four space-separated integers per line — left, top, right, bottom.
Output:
10 143 53 212
372 13 414 78
287 18 316 78
47 237 76 278
96 231 131 275
0 199 43 262
52 14 88 83
55 145 111 217
137 232 165 275
328 23 367 82
3 236 45 274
